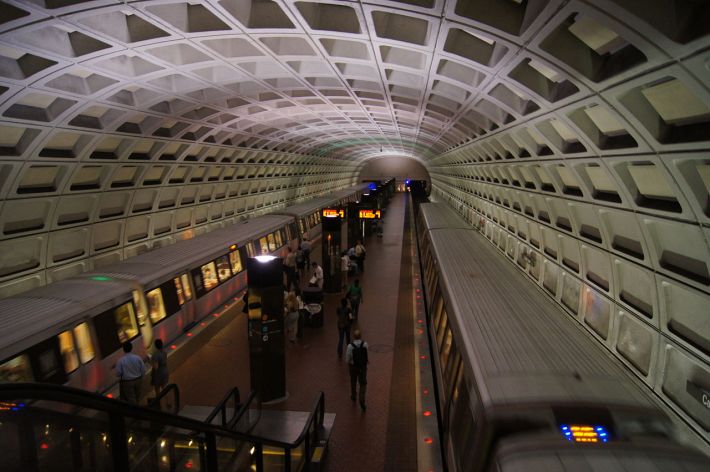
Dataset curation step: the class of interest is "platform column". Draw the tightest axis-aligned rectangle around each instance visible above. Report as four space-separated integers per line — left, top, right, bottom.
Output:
347 202 363 250
321 208 343 293
246 256 286 402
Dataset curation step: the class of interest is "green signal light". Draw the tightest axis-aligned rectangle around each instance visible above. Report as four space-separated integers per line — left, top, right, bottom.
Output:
90 276 113 282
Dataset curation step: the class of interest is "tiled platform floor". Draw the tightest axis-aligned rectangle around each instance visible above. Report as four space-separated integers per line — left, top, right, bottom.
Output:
170 193 416 471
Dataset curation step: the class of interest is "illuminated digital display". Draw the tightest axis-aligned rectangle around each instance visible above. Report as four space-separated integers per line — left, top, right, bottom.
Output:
322 208 345 218
358 209 381 219
560 424 609 443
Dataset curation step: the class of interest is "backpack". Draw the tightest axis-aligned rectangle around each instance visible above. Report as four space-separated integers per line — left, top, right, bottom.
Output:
351 342 368 368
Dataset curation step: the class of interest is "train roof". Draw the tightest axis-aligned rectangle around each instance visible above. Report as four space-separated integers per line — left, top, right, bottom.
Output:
426 226 653 410
85 214 293 287
0 278 132 360
418 202 472 230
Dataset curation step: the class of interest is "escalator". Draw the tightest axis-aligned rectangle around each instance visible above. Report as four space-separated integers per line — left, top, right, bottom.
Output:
0 383 329 472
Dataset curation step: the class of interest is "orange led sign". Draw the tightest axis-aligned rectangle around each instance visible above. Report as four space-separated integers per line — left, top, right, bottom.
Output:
358 209 381 219
322 208 345 218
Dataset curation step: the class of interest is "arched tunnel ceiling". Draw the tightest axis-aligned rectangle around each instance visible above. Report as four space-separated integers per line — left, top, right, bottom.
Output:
1 0 710 443
0 0 710 301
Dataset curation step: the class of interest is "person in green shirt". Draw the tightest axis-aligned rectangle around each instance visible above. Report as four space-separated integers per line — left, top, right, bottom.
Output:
346 279 363 320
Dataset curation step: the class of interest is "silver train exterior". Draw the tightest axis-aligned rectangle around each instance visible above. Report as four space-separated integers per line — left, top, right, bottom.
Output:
0 184 367 394
416 202 708 471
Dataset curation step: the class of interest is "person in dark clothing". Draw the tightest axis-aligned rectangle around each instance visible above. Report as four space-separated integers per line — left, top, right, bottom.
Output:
336 298 353 358
150 338 169 399
346 330 368 411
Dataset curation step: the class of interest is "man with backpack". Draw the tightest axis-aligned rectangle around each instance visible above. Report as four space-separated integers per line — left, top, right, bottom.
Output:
346 330 368 411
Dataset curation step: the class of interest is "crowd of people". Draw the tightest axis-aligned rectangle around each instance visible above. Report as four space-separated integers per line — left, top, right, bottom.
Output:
115 227 377 412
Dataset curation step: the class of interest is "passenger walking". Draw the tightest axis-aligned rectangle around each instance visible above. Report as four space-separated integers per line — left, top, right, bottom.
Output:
285 292 299 345
340 251 351 287
354 240 366 272
283 246 297 290
346 279 363 319
312 261 324 289
116 341 145 404
336 298 353 358
150 338 169 400
295 245 306 279
301 238 311 269
346 330 368 411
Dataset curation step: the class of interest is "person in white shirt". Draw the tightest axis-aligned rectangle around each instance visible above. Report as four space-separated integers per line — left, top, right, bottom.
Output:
311 262 324 289
116 341 145 404
354 240 366 272
340 251 351 287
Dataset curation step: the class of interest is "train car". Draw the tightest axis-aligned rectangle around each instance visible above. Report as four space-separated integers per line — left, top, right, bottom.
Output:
0 185 365 395
415 203 708 471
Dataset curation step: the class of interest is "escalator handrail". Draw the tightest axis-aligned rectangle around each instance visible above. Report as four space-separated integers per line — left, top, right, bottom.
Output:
0 382 325 450
204 386 240 426
1 383 295 449
148 383 180 413
230 389 260 431
291 390 326 447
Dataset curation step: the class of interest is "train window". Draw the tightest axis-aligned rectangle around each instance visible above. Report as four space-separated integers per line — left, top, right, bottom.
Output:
436 314 449 348
229 250 243 274
114 302 139 343
201 262 219 291
0 354 34 382
432 297 445 331
146 288 167 324
216 255 232 282
259 237 269 254
299 219 305 235
158 280 181 317
440 327 454 373
28 337 66 383
246 242 255 258
73 322 95 364
174 277 186 305
58 330 79 373
181 274 192 300
276 229 284 247
131 290 148 328
267 233 276 252
444 348 461 398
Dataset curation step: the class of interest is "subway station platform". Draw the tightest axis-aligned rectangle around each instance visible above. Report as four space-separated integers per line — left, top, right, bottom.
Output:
170 192 421 471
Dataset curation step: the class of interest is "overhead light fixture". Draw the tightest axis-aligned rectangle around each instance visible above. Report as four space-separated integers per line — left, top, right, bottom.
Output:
254 255 277 263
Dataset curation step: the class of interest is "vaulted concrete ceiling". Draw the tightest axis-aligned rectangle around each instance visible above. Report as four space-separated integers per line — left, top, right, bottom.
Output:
1 0 710 446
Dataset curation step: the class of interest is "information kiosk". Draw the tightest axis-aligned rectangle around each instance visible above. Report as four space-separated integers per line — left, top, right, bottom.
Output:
246 255 286 402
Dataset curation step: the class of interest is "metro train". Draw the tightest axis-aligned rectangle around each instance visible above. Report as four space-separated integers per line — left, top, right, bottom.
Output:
0 184 367 395
415 202 708 471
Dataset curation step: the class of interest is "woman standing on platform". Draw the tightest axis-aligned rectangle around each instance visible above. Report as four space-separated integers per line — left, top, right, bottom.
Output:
285 291 300 345
150 338 169 399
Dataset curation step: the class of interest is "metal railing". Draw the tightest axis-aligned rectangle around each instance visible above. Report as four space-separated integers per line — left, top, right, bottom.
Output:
147 382 180 414
0 383 326 472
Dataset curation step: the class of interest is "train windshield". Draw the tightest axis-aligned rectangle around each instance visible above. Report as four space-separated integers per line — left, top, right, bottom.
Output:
493 405 675 445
